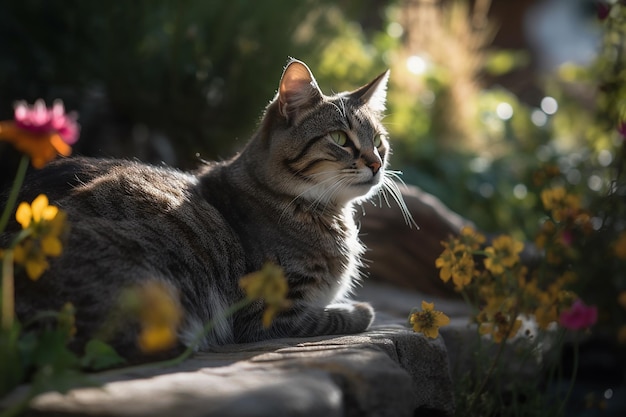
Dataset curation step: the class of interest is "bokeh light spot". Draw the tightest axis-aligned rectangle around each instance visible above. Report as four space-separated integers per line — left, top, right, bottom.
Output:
387 22 404 38
540 96 558 115
496 102 513 120
531 109 548 127
406 55 428 75
598 149 613 167
513 184 527 199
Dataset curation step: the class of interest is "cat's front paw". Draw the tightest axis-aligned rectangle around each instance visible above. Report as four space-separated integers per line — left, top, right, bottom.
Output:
352 301 375 331
325 301 375 334
265 300 375 339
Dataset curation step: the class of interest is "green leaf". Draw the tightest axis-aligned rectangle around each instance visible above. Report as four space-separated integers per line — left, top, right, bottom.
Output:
80 339 126 371
0 323 26 397
16 331 38 370
483 50 530 76
30 329 79 371
30 368 99 397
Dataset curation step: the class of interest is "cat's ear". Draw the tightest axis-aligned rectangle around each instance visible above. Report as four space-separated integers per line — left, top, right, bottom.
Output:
351 70 390 113
278 59 322 121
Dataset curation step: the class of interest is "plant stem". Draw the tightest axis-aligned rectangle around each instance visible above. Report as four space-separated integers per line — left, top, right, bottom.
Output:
99 298 252 375
163 298 251 366
467 308 520 415
0 155 29 234
556 338 579 416
1 250 14 330
1 229 33 330
467 332 508 414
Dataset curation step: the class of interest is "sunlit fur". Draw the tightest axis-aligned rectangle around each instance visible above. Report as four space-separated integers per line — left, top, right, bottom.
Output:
3 60 412 360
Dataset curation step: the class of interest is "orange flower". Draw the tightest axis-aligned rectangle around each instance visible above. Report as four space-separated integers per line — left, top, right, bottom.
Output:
0 100 79 168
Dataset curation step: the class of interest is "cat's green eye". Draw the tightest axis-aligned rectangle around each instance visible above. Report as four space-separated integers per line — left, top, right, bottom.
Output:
373 133 385 148
330 131 348 146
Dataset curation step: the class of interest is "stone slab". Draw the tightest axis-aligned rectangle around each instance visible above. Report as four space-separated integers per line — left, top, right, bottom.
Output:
2 325 454 417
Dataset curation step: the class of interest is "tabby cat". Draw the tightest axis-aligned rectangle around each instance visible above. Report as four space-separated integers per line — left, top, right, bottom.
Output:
5 59 407 359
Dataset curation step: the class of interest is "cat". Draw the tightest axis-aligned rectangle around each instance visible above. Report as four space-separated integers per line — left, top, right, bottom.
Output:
4 59 410 360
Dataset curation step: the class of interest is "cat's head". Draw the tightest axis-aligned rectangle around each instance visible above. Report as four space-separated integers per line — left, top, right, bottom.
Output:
254 59 390 208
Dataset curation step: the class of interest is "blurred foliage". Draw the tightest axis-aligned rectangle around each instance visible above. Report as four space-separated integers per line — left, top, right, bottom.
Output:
0 0 387 170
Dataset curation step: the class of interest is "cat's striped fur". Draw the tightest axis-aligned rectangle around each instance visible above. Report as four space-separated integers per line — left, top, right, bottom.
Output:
6 59 401 359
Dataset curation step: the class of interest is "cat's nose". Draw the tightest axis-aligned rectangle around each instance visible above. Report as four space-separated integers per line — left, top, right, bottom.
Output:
368 160 381 175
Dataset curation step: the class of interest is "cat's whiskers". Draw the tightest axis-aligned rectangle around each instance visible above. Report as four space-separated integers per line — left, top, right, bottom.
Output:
377 171 418 228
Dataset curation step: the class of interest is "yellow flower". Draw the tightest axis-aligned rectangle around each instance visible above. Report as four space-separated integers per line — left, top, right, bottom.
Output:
409 301 450 339
546 273 576 301
435 242 476 290
16 194 58 228
459 226 486 250
484 235 524 274
14 240 52 281
493 235 524 267
479 312 522 343
451 253 475 290
139 324 178 353
435 247 455 282
133 281 182 353
540 187 581 222
484 247 505 275
541 186 566 211
614 231 626 260
492 296 517 314
239 262 292 328
12 194 67 280
534 304 558 330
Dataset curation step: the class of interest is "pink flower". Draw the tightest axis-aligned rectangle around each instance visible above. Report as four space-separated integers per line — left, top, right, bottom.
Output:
560 230 573 246
14 99 79 145
559 299 598 330
618 119 626 137
596 1 611 20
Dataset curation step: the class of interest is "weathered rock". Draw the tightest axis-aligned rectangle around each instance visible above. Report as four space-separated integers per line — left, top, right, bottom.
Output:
2 320 454 417
358 184 472 297
359 183 542 296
